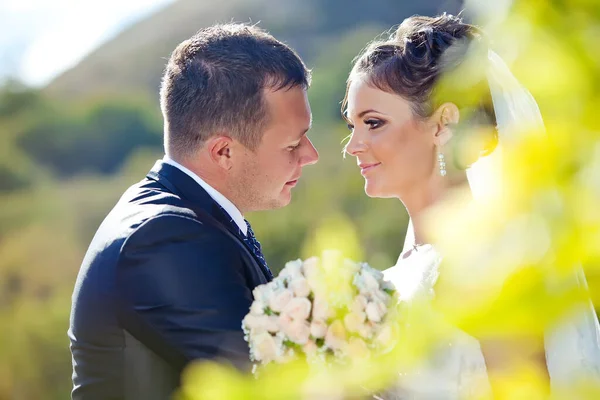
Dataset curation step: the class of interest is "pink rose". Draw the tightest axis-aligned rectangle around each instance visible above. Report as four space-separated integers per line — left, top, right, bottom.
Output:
244 314 279 334
303 339 318 357
311 297 332 321
310 320 328 339
268 289 294 313
282 297 312 321
251 332 279 363
290 278 311 298
282 319 311 345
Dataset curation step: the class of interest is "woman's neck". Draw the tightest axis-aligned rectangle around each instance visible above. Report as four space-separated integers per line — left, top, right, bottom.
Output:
401 171 469 251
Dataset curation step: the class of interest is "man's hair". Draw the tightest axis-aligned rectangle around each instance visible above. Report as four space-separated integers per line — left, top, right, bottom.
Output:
160 23 311 158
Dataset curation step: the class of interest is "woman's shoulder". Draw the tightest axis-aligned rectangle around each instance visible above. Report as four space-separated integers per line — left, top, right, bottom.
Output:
383 244 443 301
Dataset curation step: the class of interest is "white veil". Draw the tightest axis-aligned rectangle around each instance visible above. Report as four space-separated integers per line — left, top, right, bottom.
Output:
469 49 600 389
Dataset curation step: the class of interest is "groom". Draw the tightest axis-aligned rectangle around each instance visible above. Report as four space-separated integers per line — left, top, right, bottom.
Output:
68 23 318 400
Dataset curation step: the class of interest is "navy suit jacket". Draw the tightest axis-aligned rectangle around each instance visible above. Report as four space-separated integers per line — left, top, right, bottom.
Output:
69 160 271 399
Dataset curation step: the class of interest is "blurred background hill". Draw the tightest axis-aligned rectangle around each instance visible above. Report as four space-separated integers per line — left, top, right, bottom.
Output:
0 0 467 398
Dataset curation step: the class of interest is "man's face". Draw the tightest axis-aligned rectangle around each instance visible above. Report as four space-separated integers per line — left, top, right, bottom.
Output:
233 86 318 212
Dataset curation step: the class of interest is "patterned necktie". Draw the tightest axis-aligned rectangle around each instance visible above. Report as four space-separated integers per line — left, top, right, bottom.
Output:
242 220 273 280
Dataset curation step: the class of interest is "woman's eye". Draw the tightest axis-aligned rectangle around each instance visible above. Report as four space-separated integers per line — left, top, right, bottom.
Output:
365 119 384 129
346 123 355 131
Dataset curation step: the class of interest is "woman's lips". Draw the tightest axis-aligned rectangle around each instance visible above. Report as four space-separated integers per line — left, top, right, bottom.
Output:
359 162 381 175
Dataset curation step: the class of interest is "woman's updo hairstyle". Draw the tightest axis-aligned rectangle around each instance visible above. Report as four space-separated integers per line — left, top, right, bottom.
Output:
343 13 498 165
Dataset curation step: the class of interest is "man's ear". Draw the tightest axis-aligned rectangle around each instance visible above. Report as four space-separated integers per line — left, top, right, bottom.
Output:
206 135 235 170
430 102 460 147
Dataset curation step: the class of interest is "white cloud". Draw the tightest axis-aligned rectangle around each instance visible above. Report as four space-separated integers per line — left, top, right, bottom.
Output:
0 0 174 86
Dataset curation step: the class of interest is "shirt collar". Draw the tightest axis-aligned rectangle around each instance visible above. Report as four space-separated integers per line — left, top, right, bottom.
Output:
162 155 247 236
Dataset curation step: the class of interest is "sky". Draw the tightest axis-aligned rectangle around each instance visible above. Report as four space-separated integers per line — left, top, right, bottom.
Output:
0 0 175 87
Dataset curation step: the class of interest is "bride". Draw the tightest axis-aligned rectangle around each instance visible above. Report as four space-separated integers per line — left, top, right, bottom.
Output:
342 13 600 399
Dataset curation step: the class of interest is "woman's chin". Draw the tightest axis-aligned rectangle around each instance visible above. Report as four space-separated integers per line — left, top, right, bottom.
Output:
364 181 384 198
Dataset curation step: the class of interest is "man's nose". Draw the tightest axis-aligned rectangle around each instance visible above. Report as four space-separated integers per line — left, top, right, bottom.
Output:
301 137 319 166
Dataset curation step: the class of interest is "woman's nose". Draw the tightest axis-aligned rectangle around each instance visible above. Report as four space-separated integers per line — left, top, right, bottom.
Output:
344 132 367 157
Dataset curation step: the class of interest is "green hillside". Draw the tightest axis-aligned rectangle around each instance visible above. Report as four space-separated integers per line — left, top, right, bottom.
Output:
45 0 462 100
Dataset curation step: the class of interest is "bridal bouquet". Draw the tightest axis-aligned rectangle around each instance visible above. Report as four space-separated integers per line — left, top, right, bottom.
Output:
242 252 399 366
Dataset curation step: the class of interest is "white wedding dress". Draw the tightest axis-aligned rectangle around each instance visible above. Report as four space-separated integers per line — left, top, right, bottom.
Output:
381 244 600 399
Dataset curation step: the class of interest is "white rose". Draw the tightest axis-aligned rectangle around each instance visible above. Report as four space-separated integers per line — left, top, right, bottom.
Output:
344 311 366 333
290 278 311 298
364 265 384 279
302 257 319 277
324 320 347 351
365 300 387 323
250 300 265 315
361 269 381 292
372 289 390 305
282 319 311 345
312 297 332 321
347 337 369 359
268 289 294 313
375 324 395 350
278 313 293 334
358 322 375 340
281 259 304 281
252 284 271 304
251 332 279 363
277 346 297 363
242 314 264 332
302 257 321 289
265 315 280 333
303 339 318 358
343 259 361 274
350 295 368 314
310 319 328 339
282 297 312 321
244 314 279 333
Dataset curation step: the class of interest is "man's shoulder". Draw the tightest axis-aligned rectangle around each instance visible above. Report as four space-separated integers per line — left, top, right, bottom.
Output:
117 179 234 247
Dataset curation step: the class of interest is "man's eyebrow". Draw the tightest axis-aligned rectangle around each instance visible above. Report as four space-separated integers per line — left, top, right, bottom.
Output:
297 127 310 139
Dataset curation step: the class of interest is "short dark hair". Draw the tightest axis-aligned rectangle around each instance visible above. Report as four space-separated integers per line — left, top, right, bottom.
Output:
160 23 311 158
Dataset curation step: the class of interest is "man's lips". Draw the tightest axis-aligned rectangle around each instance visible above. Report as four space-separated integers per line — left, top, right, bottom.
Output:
359 162 381 175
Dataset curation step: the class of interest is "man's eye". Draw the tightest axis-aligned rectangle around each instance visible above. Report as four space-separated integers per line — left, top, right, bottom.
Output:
365 119 384 129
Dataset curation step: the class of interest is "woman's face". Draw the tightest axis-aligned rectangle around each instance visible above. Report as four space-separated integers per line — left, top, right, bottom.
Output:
345 78 438 199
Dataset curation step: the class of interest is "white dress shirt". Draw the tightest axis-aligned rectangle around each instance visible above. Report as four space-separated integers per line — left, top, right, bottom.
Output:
162 156 247 236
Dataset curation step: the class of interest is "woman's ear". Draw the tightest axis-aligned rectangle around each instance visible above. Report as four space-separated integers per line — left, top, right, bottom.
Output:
431 102 460 147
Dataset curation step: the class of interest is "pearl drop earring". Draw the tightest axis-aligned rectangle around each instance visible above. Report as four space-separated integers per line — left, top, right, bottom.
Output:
438 151 447 177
